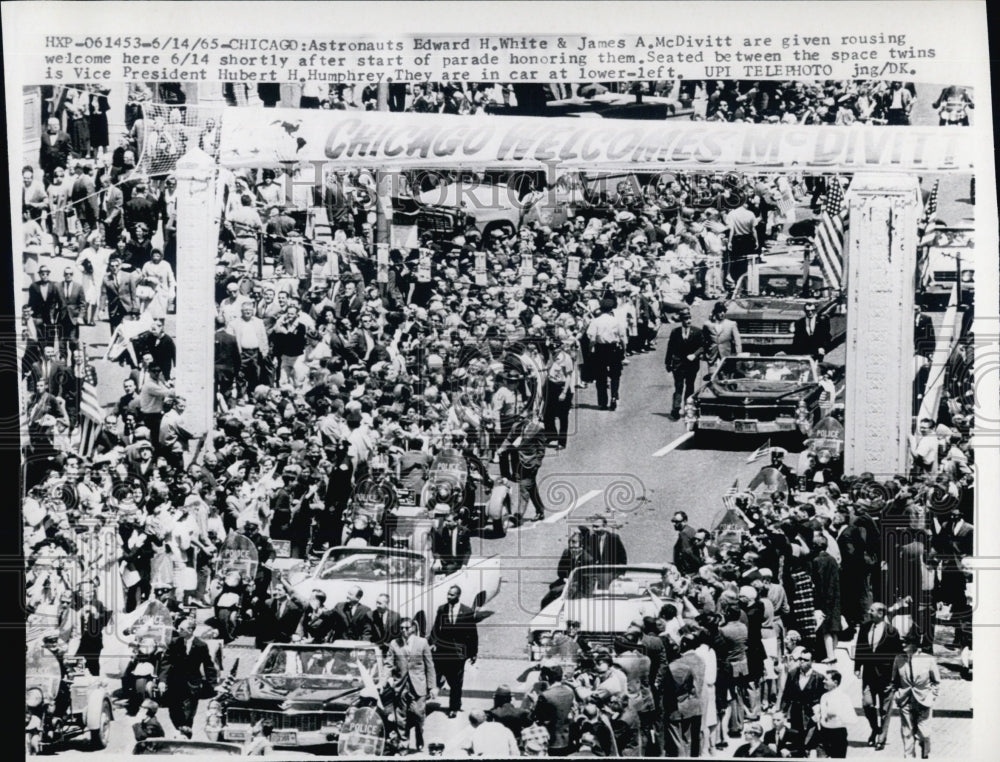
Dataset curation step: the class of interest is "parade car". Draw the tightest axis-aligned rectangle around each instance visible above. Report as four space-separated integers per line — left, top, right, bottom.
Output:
685 354 828 438
528 564 673 659
26 642 114 753
726 248 845 352
287 545 501 636
208 641 389 749
918 225 975 309
418 182 523 239
132 739 243 755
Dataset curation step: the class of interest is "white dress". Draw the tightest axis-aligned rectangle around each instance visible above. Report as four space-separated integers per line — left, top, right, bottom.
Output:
696 642 718 730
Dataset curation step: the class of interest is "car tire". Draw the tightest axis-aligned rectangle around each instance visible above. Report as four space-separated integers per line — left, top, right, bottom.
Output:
91 700 112 750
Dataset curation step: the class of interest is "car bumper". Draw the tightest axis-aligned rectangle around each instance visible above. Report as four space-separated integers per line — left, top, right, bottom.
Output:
690 416 808 435
218 725 339 747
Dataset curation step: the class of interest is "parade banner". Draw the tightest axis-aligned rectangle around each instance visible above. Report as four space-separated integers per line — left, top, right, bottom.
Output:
218 109 974 172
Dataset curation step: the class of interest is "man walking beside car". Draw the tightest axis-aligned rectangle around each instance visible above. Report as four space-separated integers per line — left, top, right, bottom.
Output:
892 631 940 758
702 302 742 370
390 617 436 753
665 308 703 420
791 303 831 361
430 585 478 718
157 618 217 738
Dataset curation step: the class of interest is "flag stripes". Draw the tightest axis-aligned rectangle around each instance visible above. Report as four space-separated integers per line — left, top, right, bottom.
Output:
815 177 847 291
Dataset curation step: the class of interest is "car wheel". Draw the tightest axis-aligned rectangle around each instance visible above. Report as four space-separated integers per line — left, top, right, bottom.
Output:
91 700 112 750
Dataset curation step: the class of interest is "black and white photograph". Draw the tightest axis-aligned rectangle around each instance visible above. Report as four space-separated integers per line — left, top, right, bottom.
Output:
5 2 997 760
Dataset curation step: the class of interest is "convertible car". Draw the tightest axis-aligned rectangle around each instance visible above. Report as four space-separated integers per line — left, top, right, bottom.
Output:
208 641 389 749
685 354 830 438
528 564 673 659
287 545 501 636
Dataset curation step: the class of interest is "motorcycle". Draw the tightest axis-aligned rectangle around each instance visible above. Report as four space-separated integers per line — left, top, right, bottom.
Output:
26 642 113 753
422 447 517 537
116 600 173 713
207 532 259 643
342 445 407 546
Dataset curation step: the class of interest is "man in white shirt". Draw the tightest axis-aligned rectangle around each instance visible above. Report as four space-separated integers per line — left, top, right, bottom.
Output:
816 670 854 758
462 709 520 757
231 301 270 394
586 297 626 411
909 418 939 477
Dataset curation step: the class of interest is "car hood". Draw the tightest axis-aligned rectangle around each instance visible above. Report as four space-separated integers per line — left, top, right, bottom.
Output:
529 595 660 633
243 674 363 709
729 297 821 317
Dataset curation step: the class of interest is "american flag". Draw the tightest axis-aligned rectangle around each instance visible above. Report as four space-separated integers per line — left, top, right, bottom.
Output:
746 438 772 464
921 179 940 227
722 479 740 512
814 176 847 291
77 350 104 457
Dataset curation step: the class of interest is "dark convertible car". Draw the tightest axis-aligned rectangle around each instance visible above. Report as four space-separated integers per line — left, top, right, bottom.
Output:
207 642 390 749
685 354 832 439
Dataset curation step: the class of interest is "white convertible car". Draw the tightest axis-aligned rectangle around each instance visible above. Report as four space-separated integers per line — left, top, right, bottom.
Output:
287 545 502 636
527 564 674 659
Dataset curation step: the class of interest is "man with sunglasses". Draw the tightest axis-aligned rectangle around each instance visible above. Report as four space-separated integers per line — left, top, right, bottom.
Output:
389 617 436 753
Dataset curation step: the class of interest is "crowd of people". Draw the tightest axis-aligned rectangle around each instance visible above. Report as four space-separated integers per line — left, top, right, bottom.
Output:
20 83 975 758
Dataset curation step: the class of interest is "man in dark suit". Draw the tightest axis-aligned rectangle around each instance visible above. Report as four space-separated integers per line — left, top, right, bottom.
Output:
102 255 139 332
389 617 436 752
295 590 337 643
780 647 826 744
664 308 703 419
73 581 113 676
854 602 904 750
487 684 528 736
534 664 576 755
157 618 218 737
331 585 373 641
791 303 832 360
431 516 472 574
27 264 65 346
764 710 802 757
29 344 67 397
833 506 872 632
587 515 628 566
57 267 87 355
658 633 705 757
541 533 595 608
214 315 241 397
671 512 701 576
429 585 478 717
132 316 176 379
124 181 159 238
371 593 401 651
734 720 777 757
254 575 305 650
39 117 73 184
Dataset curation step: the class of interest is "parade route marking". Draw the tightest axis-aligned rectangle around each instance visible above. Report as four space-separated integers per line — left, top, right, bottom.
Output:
542 488 601 523
652 432 694 457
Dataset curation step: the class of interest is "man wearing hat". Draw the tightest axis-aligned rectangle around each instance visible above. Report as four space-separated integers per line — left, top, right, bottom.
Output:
487 684 528 736
892 631 940 758
664 308 703 420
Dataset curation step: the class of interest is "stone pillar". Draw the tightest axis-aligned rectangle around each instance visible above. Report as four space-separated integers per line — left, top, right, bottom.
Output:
174 148 219 438
843 174 921 477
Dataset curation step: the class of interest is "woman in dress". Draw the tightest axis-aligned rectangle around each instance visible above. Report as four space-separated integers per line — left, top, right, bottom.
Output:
141 247 176 314
88 87 111 159
46 166 71 253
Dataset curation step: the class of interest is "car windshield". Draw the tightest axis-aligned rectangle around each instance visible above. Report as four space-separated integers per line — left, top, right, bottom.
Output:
133 741 241 755
739 273 827 298
566 567 666 600
428 449 469 481
714 358 813 387
258 646 379 682
316 549 425 583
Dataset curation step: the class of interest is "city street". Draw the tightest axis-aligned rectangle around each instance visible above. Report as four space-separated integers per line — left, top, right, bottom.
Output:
27 87 977 757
